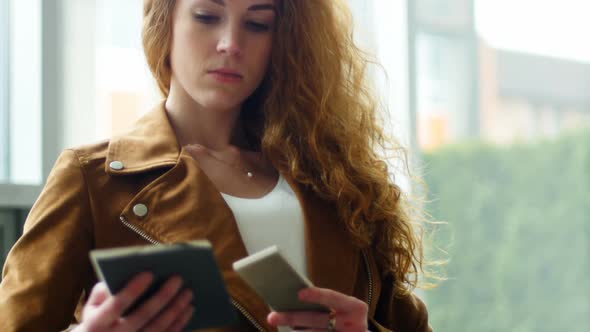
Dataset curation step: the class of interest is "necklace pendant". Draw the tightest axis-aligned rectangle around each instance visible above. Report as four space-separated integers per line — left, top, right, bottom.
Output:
246 171 253 178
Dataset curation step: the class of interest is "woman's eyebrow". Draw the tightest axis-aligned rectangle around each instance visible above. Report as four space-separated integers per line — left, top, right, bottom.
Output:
208 0 224 6
207 0 276 13
248 4 276 13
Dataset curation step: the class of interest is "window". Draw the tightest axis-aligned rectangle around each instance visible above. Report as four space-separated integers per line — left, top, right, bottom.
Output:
1 0 42 185
350 0 413 190
0 0 9 182
47 0 160 149
416 33 475 150
412 0 590 331
94 0 160 141
0 0 41 275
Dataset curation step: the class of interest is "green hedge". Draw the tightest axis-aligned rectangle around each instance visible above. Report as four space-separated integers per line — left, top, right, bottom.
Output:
423 131 590 331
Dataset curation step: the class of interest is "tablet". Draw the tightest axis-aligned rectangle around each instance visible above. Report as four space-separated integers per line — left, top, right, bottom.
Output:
232 245 330 313
90 240 238 331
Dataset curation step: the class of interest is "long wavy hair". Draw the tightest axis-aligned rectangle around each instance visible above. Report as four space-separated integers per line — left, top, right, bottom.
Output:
143 0 430 295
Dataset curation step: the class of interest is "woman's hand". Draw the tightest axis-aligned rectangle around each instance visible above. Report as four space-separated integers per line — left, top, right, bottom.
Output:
73 272 194 332
267 287 369 332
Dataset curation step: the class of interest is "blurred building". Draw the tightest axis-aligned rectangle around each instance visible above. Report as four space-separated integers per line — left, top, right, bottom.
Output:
479 44 590 144
411 0 479 151
414 2 590 151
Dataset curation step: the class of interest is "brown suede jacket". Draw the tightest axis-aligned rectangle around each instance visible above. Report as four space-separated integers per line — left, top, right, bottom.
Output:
0 103 432 332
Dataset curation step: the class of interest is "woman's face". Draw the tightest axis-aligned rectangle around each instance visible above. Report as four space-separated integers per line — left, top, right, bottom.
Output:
169 0 276 111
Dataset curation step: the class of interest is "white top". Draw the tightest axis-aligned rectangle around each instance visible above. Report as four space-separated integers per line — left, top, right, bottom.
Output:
221 174 308 277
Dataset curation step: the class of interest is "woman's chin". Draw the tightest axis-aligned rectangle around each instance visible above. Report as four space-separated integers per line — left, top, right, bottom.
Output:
191 91 248 112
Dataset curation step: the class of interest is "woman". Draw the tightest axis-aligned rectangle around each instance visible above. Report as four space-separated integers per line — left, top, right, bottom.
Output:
0 0 432 331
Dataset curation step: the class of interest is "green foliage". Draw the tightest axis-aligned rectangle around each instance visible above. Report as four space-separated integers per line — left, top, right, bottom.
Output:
423 131 590 331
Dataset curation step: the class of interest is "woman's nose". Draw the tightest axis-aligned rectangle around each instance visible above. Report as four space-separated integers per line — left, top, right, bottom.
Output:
216 24 242 56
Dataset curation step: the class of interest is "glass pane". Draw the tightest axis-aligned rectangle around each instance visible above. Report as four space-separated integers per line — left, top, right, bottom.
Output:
418 0 590 331
53 0 158 150
8 0 41 185
416 33 475 150
0 0 9 182
94 0 160 141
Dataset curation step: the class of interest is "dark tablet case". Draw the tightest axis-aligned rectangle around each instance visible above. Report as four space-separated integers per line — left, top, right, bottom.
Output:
90 241 238 331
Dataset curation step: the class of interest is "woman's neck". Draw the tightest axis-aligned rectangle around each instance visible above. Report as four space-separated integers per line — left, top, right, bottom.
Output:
165 88 243 151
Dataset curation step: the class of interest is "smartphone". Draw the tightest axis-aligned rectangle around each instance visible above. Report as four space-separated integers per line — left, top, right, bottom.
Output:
232 245 330 313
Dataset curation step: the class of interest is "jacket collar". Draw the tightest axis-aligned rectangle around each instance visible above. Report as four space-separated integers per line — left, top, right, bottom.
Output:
106 101 180 175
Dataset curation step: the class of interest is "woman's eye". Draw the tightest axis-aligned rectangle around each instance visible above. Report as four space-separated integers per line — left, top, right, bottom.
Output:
193 14 220 24
246 21 270 32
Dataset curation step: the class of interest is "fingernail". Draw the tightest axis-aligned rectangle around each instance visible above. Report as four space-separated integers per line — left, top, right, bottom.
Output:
267 312 277 325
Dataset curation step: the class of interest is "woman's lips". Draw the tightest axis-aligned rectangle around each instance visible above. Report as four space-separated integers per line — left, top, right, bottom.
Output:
209 70 243 84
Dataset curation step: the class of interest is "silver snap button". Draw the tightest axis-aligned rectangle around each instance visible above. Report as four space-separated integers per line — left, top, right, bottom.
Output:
109 160 124 170
133 204 148 218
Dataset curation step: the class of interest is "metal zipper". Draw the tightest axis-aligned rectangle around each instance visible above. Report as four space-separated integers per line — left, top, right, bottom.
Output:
361 250 373 309
231 299 266 332
119 215 266 332
119 216 160 244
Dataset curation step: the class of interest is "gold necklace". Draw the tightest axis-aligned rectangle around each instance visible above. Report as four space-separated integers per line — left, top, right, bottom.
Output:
188 144 256 179
208 150 254 179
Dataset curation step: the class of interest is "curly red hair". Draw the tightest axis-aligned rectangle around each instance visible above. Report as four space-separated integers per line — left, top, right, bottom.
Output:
143 0 429 295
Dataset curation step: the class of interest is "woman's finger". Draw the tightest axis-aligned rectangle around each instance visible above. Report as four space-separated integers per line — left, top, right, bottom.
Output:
184 145 223 171
185 144 215 160
265 288 370 332
269 310 368 332
122 275 184 330
299 287 366 314
81 282 112 328
86 282 110 306
167 304 196 332
140 288 193 332
85 272 154 328
267 311 329 330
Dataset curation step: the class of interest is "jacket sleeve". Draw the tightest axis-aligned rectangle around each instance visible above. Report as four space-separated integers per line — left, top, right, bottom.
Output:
0 149 95 332
369 274 433 332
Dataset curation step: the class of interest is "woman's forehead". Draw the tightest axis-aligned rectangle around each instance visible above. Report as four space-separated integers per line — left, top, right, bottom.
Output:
185 0 276 6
